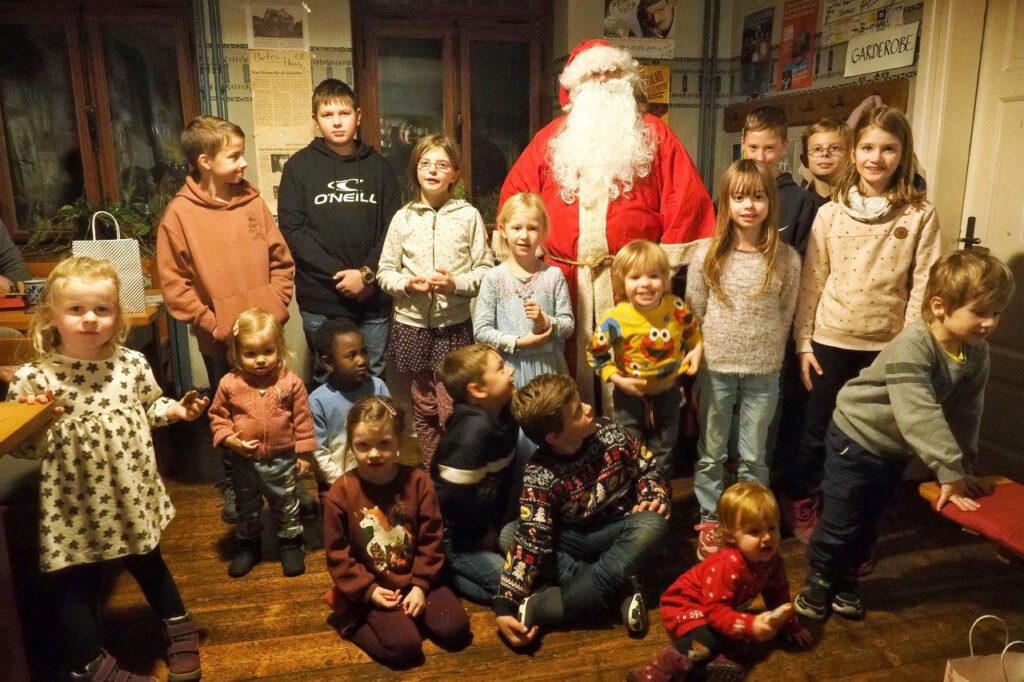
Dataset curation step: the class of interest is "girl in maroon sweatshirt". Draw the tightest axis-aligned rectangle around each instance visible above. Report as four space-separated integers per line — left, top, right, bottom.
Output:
630 483 811 681
323 396 470 667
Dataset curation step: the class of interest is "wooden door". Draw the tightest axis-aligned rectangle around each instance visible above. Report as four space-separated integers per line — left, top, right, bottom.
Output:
959 0 1024 476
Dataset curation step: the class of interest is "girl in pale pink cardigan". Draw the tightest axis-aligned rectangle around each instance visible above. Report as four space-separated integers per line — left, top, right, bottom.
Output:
209 309 317 578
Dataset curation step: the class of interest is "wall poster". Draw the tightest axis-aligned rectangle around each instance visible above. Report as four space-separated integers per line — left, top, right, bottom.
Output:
776 0 817 91
741 7 774 96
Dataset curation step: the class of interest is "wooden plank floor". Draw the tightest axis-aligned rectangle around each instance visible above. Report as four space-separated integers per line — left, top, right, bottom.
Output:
88 418 1024 681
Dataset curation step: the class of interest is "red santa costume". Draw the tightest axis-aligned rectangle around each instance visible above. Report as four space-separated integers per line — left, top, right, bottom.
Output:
499 40 714 405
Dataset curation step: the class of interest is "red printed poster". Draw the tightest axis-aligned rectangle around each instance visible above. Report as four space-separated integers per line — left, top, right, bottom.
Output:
776 0 818 91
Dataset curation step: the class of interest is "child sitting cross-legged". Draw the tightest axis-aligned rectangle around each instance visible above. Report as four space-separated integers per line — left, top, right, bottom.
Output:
308 318 391 493
494 374 670 648
432 343 519 604
323 397 471 668
630 482 811 681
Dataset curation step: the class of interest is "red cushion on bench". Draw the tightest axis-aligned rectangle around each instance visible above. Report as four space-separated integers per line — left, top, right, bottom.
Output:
939 481 1024 555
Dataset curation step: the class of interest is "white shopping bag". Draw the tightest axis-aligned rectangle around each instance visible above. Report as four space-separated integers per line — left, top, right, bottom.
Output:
944 615 1024 681
72 211 147 313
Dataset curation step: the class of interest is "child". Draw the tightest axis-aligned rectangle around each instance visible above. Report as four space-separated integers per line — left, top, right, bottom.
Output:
782 107 943 543
794 250 1014 620
495 374 670 648
308 318 392 491
158 114 295 524
208 309 317 578
587 239 702 481
323 396 471 668
376 134 493 468
7 257 208 681
278 79 401 381
432 344 519 603
474 192 574 387
629 482 811 681
741 106 818 255
686 159 802 560
800 118 852 208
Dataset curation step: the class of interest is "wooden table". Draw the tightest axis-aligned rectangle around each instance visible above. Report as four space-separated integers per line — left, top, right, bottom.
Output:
0 304 162 331
0 402 55 456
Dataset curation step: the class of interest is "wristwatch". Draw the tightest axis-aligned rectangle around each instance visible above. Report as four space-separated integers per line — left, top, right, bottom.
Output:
359 266 376 285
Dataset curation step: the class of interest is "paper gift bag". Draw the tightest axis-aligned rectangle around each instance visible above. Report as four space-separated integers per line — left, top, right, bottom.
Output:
945 615 1024 681
72 211 147 313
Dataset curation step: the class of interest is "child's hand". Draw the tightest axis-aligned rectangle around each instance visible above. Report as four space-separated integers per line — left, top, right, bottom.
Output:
681 342 703 376
787 625 814 647
18 389 65 417
523 299 548 325
333 269 366 298
632 498 671 520
224 432 259 456
370 586 402 610
496 614 538 647
751 609 786 641
800 352 823 391
401 585 426 618
610 373 647 397
296 456 312 477
937 475 994 511
167 392 209 423
428 267 456 294
405 277 432 294
516 325 553 349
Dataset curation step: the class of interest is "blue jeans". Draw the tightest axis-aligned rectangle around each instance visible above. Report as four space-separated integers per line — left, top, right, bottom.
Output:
694 369 779 520
232 452 303 541
300 311 388 384
499 511 667 621
442 534 505 604
807 421 909 580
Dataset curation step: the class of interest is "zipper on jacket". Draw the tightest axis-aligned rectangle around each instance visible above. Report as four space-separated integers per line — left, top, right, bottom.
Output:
428 209 437 329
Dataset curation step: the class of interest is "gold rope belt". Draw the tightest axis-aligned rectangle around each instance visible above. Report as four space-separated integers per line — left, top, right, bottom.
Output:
546 253 615 269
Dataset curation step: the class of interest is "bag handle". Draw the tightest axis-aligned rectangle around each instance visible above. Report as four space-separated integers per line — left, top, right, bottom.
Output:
969 614 1009 656
1002 640 1024 681
90 211 123 240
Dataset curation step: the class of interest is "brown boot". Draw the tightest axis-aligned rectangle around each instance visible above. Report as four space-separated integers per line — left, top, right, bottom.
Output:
164 612 202 681
70 649 157 681
626 645 693 682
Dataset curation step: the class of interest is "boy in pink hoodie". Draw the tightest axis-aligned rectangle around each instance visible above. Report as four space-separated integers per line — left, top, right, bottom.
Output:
157 115 295 523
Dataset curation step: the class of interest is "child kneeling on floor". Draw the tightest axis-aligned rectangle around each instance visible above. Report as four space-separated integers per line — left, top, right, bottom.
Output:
631 482 811 681
323 396 471 668
794 250 1015 621
495 374 670 648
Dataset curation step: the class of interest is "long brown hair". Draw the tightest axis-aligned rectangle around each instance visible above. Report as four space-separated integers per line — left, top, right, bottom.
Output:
703 159 780 303
833 106 925 209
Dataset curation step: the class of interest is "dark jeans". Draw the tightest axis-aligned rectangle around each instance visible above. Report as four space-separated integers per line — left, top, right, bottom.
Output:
442 534 504 604
346 585 470 667
672 624 724 664
614 386 681 480
806 421 909 580
499 511 668 622
202 351 233 484
52 547 186 670
769 339 808 482
786 342 878 499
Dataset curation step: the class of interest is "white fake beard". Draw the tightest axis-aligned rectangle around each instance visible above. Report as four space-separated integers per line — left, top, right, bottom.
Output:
547 78 655 206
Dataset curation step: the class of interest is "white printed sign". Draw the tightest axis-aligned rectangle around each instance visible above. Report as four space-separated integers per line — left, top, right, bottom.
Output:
843 22 919 78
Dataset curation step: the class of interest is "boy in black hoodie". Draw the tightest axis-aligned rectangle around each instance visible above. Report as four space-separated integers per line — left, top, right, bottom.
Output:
432 344 519 604
278 79 401 382
740 105 817 256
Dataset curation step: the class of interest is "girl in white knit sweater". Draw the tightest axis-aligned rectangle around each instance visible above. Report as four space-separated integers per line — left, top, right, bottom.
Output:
686 159 801 561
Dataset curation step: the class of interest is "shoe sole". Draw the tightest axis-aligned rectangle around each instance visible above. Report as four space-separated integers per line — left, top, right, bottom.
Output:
793 595 828 621
168 669 202 682
831 599 865 619
623 593 647 637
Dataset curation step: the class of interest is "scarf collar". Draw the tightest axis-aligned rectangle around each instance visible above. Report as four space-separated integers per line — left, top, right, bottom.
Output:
843 185 893 221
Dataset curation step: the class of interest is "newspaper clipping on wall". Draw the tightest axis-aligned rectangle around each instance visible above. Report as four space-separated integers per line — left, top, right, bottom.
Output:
246 4 309 51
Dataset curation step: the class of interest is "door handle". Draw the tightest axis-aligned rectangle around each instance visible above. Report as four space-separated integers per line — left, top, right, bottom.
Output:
959 216 982 249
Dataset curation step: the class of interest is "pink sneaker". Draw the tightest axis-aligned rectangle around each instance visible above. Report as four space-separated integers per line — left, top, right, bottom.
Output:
782 496 818 544
694 521 719 561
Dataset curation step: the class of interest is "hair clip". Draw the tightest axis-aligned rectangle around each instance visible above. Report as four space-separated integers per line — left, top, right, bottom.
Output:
376 397 396 417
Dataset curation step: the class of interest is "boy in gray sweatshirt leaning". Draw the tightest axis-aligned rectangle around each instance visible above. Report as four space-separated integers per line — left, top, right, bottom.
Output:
794 249 1015 621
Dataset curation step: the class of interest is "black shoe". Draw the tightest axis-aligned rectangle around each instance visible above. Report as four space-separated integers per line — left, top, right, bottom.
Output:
831 580 865 619
279 537 306 577
217 480 239 524
619 575 648 637
228 537 261 578
794 573 832 621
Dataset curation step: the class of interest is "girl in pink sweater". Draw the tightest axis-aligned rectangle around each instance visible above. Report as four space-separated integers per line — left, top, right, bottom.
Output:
209 308 317 578
629 483 810 681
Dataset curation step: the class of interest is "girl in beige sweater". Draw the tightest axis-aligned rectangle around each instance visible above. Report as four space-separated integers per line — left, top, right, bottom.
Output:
781 108 941 542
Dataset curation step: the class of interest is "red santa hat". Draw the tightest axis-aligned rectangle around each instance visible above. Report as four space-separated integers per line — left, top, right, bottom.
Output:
558 39 640 109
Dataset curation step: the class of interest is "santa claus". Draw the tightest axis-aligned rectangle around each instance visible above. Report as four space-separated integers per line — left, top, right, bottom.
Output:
500 39 715 404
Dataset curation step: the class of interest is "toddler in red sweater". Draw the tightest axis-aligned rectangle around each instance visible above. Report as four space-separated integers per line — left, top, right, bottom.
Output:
209 309 317 578
630 482 811 681
323 396 471 668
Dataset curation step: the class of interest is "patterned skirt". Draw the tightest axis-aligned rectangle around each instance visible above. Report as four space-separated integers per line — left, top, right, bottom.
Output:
387 319 474 374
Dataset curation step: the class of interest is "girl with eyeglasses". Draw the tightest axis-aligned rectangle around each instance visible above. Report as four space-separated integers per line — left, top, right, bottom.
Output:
376 134 494 469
